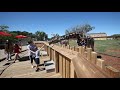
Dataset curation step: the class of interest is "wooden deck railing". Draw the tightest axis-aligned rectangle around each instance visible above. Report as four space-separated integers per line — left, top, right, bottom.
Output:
35 41 120 78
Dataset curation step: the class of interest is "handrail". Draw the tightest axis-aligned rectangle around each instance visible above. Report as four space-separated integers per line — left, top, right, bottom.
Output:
34 41 120 78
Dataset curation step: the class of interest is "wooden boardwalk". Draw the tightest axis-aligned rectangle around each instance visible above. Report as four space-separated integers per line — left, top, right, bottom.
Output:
0 56 62 78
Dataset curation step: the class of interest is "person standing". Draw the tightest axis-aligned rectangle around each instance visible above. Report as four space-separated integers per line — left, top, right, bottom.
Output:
4 40 13 61
13 44 21 63
31 44 45 72
30 47 40 72
27 41 37 68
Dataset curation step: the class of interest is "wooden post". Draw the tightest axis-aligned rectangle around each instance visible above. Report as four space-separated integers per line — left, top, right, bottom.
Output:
73 46 75 51
48 46 50 56
50 48 52 60
62 57 66 78
65 46 67 49
54 51 59 73
47 46 49 56
70 61 74 78
105 66 120 78
51 49 52 60
76 47 79 52
87 48 92 61
66 59 70 78
63 45 65 48
96 59 105 69
82 47 85 54
41 52 43 58
91 52 97 64
67 45 70 49
44 45 46 51
59 54 63 76
52 49 54 61
79 46 82 54
74 71 77 78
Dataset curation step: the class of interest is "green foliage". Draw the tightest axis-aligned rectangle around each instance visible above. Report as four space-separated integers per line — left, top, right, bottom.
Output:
111 34 120 40
69 39 120 57
0 25 9 32
95 40 120 56
65 24 95 37
35 31 48 41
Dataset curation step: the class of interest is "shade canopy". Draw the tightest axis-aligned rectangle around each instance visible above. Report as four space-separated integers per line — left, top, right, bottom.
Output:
0 31 11 36
15 35 27 38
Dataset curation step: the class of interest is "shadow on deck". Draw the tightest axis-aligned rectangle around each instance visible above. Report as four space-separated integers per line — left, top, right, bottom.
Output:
0 56 62 78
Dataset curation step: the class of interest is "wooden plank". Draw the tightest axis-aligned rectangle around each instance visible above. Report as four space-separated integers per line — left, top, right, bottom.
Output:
65 59 68 78
82 47 85 54
52 49 54 61
96 59 105 69
59 54 63 75
91 52 97 64
62 57 66 78
105 66 120 78
71 53 111 78
87 48 92 61
48 47 50 56
46 46 48 56
74 71 77 78
70 61 74 78
66 59 70 78
67 45 70 49
50 48 52 60
79 46 82 54
55 51 59 73
73 46 75 51
76 47 79 52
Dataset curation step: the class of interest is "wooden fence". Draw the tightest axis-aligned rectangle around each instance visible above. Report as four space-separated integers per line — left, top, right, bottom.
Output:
34 41 120 78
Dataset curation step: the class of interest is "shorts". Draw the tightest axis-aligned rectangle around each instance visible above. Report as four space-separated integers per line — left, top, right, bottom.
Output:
34 58 40 65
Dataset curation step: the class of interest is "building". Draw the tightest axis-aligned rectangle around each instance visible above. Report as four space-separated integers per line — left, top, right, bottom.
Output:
88 33 107 40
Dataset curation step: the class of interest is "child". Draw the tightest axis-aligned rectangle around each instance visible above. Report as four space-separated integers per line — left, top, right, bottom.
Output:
13 44 21 63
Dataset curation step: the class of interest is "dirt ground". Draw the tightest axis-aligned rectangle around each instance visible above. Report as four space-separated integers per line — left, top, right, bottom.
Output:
100 54 120 71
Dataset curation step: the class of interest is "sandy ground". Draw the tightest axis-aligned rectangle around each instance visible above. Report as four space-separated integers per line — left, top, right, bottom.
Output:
101 54 120 71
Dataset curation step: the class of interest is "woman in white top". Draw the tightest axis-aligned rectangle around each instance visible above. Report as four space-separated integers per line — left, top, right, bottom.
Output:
27 41 37 68
31 45 44 72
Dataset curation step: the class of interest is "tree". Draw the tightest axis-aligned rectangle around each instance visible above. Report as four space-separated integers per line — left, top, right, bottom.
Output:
35 31 48 41
65 29 69 35
65 24 95 38
82 24 95 38
111 34 120 40
0 25 9 32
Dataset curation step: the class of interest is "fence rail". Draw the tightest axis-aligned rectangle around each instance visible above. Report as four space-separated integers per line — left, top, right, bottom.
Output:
35 41 120 78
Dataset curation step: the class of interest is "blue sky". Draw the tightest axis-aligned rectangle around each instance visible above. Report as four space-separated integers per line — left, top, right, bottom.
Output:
0 12 120 38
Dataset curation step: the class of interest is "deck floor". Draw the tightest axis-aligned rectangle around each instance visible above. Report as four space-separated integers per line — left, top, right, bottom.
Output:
0 56 62 78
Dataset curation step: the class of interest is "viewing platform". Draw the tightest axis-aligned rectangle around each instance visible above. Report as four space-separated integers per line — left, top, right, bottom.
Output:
0 41 120 78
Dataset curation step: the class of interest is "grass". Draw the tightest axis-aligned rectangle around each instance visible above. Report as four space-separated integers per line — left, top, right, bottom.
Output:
68 39 78 47
69 39 120 57
95 40 120 56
